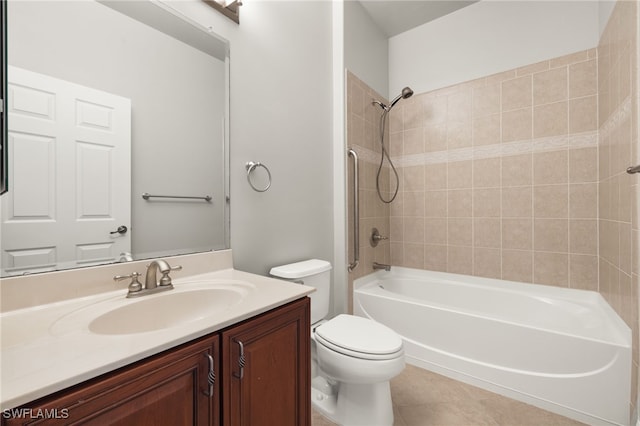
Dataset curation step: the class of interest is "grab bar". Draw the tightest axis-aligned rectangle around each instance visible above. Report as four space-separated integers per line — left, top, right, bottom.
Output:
142 193 212 202
348 148 359 272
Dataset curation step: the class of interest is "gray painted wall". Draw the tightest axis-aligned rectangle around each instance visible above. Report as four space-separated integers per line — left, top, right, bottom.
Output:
389 1 600 94
344 1 389 99
169 1 335 276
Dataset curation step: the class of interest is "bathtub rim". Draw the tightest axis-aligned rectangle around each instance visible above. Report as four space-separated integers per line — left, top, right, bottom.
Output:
353 267 631 349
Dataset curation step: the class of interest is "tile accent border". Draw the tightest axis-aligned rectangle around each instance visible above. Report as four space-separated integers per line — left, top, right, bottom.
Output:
351 129 599 168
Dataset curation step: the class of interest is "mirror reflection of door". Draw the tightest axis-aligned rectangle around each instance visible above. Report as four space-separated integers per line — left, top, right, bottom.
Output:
0 66 131 276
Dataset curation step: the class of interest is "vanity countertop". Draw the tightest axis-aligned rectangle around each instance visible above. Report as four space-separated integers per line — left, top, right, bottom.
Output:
0 268 314 410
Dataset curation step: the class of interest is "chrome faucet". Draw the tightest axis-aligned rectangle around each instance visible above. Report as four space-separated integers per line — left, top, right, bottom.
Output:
145 259 179 290
373 262 391 271
114 259 182 298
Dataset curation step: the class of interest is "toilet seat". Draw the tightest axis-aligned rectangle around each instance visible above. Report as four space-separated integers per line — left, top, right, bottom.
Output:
314 315 403 360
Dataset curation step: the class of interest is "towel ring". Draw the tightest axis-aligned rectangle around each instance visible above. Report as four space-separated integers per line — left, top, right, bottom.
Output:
246 161 272 192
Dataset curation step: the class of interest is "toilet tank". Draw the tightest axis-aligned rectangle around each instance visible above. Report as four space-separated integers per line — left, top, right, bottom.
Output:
270 259 332 324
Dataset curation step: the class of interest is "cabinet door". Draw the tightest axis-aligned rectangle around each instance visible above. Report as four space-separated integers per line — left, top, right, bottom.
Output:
222 298 310 426
3 335 220 426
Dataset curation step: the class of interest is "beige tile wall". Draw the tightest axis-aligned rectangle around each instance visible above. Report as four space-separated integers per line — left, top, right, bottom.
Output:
598 0 639 419
385 49 599 290
346 71 392 311
345 1 640 420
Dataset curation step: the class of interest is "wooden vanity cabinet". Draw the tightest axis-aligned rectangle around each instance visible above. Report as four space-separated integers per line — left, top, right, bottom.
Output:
3 334 220 426
2 297 310 426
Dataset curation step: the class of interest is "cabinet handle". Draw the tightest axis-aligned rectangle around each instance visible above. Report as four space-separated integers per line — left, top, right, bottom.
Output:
232 340 246 380
204 353 215 397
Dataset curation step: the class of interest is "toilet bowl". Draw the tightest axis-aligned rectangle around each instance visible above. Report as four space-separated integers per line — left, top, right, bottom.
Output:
270 260 405 426
313 314 404 426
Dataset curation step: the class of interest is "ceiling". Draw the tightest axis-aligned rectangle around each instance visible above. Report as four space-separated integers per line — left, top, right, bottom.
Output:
358 0 479 37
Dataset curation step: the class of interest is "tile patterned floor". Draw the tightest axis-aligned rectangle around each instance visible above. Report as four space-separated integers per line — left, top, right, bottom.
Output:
311 364 585 426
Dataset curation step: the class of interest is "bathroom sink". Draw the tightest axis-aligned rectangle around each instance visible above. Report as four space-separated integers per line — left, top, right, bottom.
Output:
50 281 255 336
89 288 243 335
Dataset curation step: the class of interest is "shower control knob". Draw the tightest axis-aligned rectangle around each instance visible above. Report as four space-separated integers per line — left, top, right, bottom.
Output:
370 228 388 247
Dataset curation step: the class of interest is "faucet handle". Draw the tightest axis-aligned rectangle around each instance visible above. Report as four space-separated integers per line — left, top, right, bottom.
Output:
114 271 143 294
159 265 182 287
370 227 388 247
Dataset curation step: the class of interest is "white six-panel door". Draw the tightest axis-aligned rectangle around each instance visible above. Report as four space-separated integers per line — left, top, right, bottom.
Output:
0 66 131 275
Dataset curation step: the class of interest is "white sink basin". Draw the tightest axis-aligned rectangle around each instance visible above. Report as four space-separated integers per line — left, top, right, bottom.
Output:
50 280 255 336
90 288 243 335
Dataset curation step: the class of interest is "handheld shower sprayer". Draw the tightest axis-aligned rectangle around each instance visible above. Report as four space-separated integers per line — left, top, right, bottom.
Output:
371 86 414 203
373 87 414 112
389 86 414 109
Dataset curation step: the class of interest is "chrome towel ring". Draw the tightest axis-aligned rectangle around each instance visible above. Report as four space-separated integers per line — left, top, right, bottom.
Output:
246 161 272 192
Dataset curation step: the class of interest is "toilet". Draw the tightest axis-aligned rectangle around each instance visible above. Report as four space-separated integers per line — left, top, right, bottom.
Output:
270 259 405 426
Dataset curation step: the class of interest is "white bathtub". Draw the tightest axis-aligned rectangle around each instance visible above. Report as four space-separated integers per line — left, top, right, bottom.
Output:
353 268 632 426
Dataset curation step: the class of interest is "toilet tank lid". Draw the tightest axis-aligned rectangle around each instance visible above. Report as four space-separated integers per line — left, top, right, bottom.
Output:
270 259 332 279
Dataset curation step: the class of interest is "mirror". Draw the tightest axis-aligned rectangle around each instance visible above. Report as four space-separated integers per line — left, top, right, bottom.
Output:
1 0 230 277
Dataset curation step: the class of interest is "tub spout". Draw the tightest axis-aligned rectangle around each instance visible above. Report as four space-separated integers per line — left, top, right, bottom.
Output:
373 262 391 271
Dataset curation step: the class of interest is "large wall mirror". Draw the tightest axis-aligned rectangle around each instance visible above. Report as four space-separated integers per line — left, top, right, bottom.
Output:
1 0 230 277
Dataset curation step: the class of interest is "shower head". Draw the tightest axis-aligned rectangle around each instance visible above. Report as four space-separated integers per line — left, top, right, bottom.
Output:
373 86 414 111
389 86 413 109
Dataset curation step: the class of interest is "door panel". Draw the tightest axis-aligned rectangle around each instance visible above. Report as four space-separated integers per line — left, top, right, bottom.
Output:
9 132 55 218
76 141 113 218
